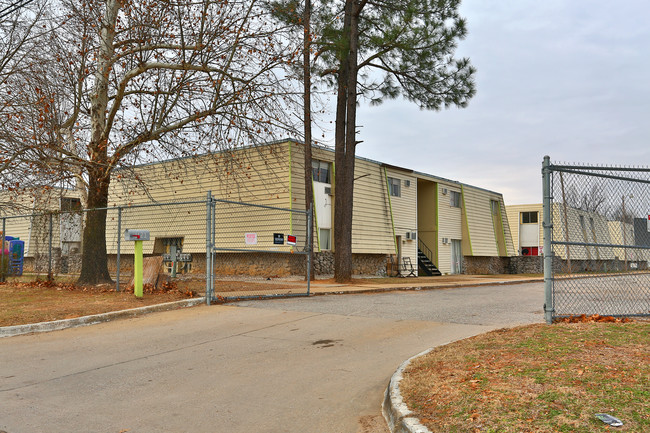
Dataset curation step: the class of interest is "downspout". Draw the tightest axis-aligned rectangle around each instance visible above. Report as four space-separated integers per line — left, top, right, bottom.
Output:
288 141 293 236
383 167 398 255
461 185 473 256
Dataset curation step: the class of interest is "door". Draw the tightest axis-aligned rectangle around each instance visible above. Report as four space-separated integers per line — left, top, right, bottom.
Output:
451 239 462 274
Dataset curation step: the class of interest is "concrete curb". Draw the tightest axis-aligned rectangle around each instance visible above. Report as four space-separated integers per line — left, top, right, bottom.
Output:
382 348 435 433
0 297 206 338
312 278 544 297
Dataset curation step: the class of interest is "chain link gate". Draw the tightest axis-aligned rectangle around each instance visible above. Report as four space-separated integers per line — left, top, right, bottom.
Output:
543 156 650 323
206 192 312 303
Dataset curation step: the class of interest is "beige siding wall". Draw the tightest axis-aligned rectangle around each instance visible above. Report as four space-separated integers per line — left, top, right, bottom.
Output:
349 161 397 255
1 190 80 258
382 167 418 268
290 145 404 263
550 204 614 260
107 143 293 254
462 185 499 257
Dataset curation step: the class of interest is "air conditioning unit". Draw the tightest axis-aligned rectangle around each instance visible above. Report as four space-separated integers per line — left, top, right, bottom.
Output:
441 188 448 195
324 186 332 195
404 179 411 187
442 237 449 244
405 231 416 240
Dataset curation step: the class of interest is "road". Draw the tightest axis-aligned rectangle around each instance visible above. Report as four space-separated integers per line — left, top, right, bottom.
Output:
0 282 544 433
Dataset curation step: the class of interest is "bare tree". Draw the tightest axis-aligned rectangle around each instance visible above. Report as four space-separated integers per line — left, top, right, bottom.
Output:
564 183 609 214
1 0 301 284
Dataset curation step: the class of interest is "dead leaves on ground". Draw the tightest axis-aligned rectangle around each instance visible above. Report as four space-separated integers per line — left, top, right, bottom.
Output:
556 314 632 323
4 278 197 297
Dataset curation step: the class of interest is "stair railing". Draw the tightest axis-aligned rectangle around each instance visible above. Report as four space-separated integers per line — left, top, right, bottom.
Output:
418 238 436 266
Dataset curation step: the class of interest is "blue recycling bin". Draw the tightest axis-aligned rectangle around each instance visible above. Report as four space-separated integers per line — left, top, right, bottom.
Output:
2 236 24 276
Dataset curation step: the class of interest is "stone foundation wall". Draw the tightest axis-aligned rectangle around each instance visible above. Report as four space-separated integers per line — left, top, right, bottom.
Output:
508 256 543 274
463 256 510 275
551 258 648 274
23 250 82 274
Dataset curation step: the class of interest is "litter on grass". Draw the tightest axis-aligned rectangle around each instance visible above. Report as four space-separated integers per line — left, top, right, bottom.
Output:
595 413 623 427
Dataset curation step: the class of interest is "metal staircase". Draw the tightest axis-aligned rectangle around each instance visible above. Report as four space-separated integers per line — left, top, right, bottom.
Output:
417 239 442 276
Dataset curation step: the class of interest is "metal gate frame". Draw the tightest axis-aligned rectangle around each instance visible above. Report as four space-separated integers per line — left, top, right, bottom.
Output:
205 191 312 304
542 156 650 323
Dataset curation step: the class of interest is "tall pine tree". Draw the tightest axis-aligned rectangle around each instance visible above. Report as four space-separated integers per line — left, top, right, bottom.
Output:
275 0 477 281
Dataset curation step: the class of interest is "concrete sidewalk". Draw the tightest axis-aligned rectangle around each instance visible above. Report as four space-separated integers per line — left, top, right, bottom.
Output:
307 274 543 295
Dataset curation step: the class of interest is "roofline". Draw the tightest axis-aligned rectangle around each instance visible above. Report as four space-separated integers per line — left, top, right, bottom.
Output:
121 137 505 197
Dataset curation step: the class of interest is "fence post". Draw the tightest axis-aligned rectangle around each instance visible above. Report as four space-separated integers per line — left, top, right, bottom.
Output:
1 217 5 283
542 156 554 324
307 203 312 295
205 191 212 305
48 213 53 280
116 206 122 292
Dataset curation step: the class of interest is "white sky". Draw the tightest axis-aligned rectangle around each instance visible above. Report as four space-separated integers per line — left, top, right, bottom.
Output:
320 0 650 205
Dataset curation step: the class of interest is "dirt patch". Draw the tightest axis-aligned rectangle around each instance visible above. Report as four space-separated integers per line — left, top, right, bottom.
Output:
400 322 650 433
0 279 200 327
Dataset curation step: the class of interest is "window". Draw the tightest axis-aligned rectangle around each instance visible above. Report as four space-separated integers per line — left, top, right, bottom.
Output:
61 197 81 212
388 177 401 197
490 200 500 216
312 160 331 183
521 211 538 224
319 228 331 250
450 191 461 208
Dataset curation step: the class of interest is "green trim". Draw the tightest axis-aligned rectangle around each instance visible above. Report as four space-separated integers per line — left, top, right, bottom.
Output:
384 167 398 255
288 141 293 234
434 183 439 266
498 201 508 256
461 185 473 256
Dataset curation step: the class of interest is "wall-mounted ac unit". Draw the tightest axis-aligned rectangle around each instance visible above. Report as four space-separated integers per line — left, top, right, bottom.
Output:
442 237 449 244
404 179 411 187
441 188 448 195
324 186 332 195
405 231 417 240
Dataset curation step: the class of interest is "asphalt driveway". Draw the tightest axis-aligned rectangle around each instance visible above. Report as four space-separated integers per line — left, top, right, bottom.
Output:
0 282 544 433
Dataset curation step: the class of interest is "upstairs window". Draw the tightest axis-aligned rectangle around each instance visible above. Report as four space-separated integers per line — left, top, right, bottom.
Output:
491 200 500 216
450 191 461 208
387 177 401 197
521 211 538 224
312 160 331 183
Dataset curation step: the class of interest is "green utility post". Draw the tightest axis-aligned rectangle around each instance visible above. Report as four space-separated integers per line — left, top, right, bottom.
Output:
134 240 143 297
124 229 150 298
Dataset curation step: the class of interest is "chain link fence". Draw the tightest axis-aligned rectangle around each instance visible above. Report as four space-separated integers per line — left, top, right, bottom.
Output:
0 200 210 296
542 157 650 322
1 194 312 303
206 194 312 302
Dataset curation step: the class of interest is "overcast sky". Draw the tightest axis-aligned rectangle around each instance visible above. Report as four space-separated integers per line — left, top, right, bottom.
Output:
319 0 650 205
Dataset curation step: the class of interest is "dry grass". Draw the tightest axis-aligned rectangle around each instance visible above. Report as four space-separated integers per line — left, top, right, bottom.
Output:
400 322 650 433
0 278 200 326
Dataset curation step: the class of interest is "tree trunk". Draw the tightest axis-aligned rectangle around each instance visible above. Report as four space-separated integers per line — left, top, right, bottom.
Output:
333 0 357 283
303 0 314 281
77 0 119 285
78 170 113 284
